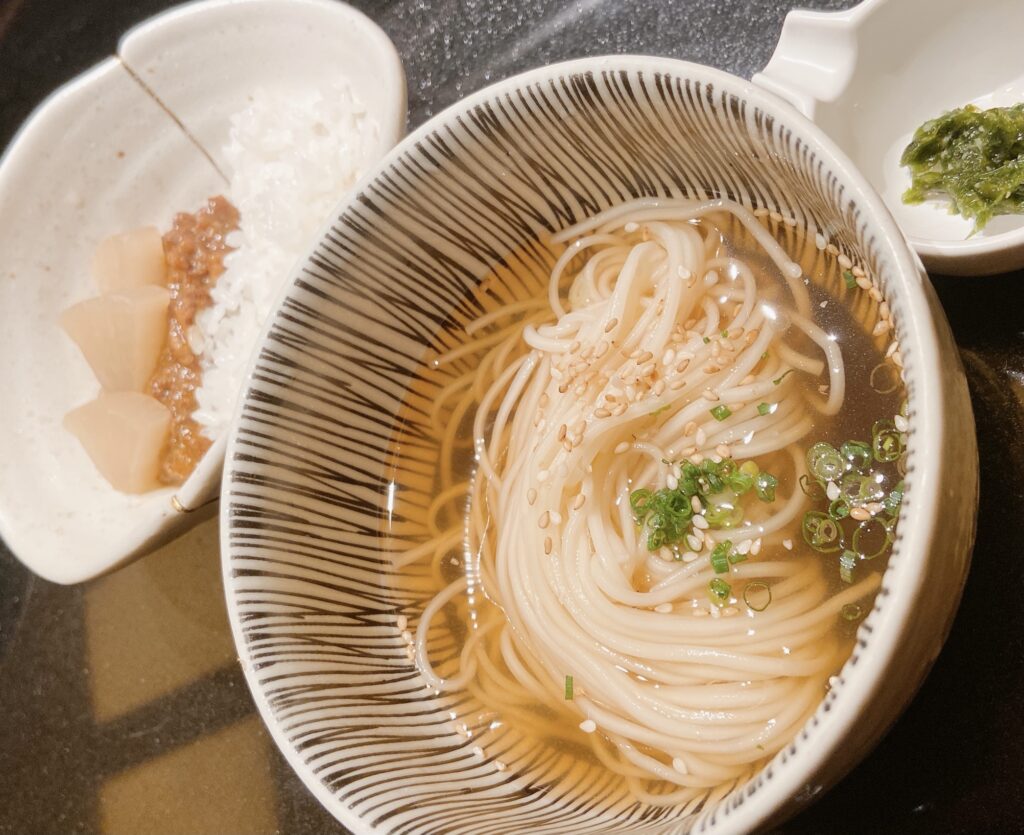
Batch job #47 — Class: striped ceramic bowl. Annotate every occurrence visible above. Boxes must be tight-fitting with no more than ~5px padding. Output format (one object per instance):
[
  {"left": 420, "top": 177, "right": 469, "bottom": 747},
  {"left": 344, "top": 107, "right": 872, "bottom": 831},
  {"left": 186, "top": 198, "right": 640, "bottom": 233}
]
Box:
[{"left": 221, "top": 57, "right": 977, "bottom": 834}]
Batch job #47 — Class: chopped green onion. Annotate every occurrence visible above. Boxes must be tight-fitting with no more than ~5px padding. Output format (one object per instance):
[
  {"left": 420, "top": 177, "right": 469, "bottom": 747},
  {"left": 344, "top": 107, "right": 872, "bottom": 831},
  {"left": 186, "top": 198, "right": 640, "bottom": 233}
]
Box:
[
  {"left": 740, "top": 460, "right": 759, "bottom": 477},
  {"left": 839, "top": 550, "right": 857, "bottom": 583},
  {"left": 565, "top": 675, "right": 574, "bottom": 700},
  {"left": 828, "top": 498, "right": 850, "bottom": 520},
  {"left": 843, "top": 270, "right": 857, "bottom": 289},
  {"left": 754, "top": 472, "right": 778, "bottom": 502},
  {"left": 883, "top": 481, "right": 905, "bottom": 514},
  {"left": 841, "top": 603, "right": 863, "bottom": 621},
  {"left": 803, "top": 511, "right": 843, "bottom": 553},
  {"left": 703, "top": 336, "right": 711, "bottom": 344},
  {"left": 851, "top": 517, "right": 892, "bottom": 560},
  {"left": 743, "top": 581, "right": 772, "bottom": 612},
  {"left": 721, "top": 329, "right": 728, "bottom": 337},
  {"left": 872, "top": 419, "right": 904, "bottom": 463},
  {"left": 840, "top": 440, "right": 873, "bottom": 472},
  {"left": 710, "top": 541, "right": 732, "bottom": 573},
  {"left": 650, "top": 403, "right": 671, "bottom": 417},
  {"left": 710, "top": 405, "right": 732, "bottom": 421},
  {"left": 773, "top": 369, "right": 795, "bottom": 385},
  {"left": 705, "top": 502, "right": 743, "bottom": 528},
  {"left": 799, "top": 474, "right": 826, "bottom": 500},
  {"left": 708, "top": 578, "right": 731, "bottom": 605},
  {"left": 807, "top": 442, "right": 846, "bottom": 481},
  {"left": 728, "top": 550, "right": 748, "bottom": 565},
  {"left": 757, "top": 402, "right": 772, "bottom": 416}
]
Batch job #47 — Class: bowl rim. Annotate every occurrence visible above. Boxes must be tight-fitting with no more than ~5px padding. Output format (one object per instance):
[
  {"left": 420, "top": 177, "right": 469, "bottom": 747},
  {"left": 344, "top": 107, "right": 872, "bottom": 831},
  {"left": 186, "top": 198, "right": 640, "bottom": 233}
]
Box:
[{"left": 221, "top": 54, "right": 968, "bottom": 834}]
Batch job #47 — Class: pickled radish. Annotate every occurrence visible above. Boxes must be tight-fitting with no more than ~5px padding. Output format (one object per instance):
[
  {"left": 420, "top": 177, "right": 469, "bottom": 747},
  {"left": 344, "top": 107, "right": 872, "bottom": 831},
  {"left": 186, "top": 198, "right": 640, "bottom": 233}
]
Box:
[
  {"left": 92, "top": 227, "right": 167, "bottom": 292},
  {"left": 64, "top": 392, "right": 171, "bottom": 493},
  {"left": 60, "top": 286, "right": 170, "bottom": 391}
]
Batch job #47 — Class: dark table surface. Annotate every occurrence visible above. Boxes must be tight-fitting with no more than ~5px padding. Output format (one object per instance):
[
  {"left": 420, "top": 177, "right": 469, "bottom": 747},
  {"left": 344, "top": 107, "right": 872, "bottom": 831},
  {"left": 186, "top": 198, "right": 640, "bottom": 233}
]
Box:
[{"left": 2, "top": 1, "right": 1022, "bottom": 833}]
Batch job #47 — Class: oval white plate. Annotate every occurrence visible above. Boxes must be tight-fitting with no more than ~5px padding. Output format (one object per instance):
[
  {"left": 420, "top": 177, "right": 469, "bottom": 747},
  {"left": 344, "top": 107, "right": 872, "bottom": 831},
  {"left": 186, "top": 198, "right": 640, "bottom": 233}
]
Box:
[
  {"left": 0, "top": 0, "right": 405, "bottom": 584},
  {"left": 754, "top": 0, "right": 1024, "bottom": 276}
]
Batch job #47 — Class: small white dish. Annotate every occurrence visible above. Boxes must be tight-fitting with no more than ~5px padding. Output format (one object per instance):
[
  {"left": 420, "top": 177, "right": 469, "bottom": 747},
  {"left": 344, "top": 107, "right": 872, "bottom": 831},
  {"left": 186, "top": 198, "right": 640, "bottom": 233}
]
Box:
[
  {"left": 0, "top": 0, "right": 405, "bottom": 585},
  {"left": 754, "top": 0, "right": 1024, "bottom": 276}
]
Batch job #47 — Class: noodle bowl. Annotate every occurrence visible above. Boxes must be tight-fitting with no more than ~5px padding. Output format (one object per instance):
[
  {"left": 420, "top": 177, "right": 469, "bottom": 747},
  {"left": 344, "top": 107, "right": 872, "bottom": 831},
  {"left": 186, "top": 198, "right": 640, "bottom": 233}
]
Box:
[{"left": 399, "top": 198, "right": 902, "bottom": 809}]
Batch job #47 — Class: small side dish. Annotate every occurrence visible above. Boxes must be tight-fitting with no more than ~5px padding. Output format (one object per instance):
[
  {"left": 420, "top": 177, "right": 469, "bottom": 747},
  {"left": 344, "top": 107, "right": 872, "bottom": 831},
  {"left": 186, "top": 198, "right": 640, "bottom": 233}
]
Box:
[
  {"left": 59, "top": 82, "right": 377, "bottom": 494},
  {"left": 901, "top": 103, "right": 1024, "bottom": 232}
]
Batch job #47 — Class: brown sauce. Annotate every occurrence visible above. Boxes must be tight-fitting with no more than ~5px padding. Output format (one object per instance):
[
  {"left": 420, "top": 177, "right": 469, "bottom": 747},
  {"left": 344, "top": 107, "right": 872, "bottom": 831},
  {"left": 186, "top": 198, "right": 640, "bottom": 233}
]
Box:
[{"left": 149, "top": 196, "right": 239, "bottom": 485}]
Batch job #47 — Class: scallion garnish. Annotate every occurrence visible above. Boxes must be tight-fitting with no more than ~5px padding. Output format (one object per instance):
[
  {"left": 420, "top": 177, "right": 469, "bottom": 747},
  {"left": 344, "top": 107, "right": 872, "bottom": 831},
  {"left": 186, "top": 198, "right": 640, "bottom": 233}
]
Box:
[
  {"left": 743, "top": 581, "right": 772, "bottom": 612},
  {"left": 872, "top": 419, "right": 904, "bottom": 462},
  {"left": 757, "top": 402, "right": 772, "bottom": 416},
  {"left": 710, "top": 405, "right": 732, "bottom": 421},
  {"left": 773, "top": 369, "right": 795, "bottom": 385},
  {"left": 631, "top": 460, "right": 778, "bottom": 551},
  {"left": 708, "top": 578, "right": 731, "bottom": 605},
  {"left": 565, "top": 675, "right": 574, "bottom": 700},
  {"left": 841, "top": 603, "right": 863, "bottom": 621},
  {"left": 843, "top": 269, "right": 857, "bottom": 289},
  {"left": 802, "top": 511, "right": 843, "bottom": 553},
  {"left": 839, "top": 550, "right": 857, "bottom": 584},
  {"left": 710, "top": 541, "right": 732, "bottom": 573},
  {"left": 851, "top": 517, "right": 892, "bottom": 560},
  {"left": 703, "top": 336, "right": 711, "bottom": 344}
]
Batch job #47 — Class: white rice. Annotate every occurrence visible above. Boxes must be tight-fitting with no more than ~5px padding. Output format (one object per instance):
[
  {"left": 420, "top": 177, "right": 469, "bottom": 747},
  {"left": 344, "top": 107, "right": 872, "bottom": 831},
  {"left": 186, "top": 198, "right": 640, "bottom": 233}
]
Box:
[{"left": 192, "top": 81, "right": 379, "bottom": 437}]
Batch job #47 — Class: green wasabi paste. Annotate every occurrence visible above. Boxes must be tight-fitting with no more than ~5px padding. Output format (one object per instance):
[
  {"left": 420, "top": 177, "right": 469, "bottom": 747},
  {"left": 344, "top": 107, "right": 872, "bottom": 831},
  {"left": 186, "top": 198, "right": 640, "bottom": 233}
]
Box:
[{"left": 900, "top": 103, "right": 1024, "bottom": 232}]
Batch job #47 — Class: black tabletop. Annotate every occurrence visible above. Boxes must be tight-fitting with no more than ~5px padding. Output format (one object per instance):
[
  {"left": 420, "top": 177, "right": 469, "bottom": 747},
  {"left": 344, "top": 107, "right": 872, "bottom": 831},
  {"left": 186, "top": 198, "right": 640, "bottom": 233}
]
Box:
[{"left": 2, "top": 1, "right": 1022, "bottom": 833}]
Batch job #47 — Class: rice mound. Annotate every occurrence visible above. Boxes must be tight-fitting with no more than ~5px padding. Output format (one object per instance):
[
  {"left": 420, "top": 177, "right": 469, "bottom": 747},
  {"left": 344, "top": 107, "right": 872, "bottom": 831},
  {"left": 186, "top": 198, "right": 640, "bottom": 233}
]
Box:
[{"left": 192, "top": 82, "right": 379, "bottom": 437}]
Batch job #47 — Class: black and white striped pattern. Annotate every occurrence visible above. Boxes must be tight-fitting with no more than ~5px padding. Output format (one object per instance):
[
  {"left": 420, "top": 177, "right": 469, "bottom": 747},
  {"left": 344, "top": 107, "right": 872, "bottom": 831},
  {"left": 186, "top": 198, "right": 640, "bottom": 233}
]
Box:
[{"left": 223, "top": 58, "right": 970, "bottom": 834}]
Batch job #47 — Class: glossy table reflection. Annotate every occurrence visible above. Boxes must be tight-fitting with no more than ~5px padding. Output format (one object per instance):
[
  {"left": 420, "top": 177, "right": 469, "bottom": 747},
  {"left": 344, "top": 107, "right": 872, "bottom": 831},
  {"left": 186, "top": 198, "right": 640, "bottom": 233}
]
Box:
[{"left": 2, "top": 1, "right": 1021, "bottom": 833}]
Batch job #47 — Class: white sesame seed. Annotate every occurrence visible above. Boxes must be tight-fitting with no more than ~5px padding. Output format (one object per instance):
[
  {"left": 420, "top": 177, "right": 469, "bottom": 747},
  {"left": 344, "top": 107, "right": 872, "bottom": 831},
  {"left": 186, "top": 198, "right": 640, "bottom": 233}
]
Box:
[
  {"left": 892, "top": 351, "right": 904, "bottom": 368},
  {"left": 495, "top": 760, "right": 507, "bottom": 772},
  {"left": 692, "top": 515, "right": 709, "bottom": 530},
  {"left": 455, "top": 723, "right": 469, "bottom": 737},
  {"left": 579, "top": 719, "right": 597, "bottom": 733},
  {"left": 783, "top": 539, "right": 793, "bottom": 550},
  {"left": 672, "top": 756, "right": 689, "bottom": 774},
  {"left": 856, "top": 274, "right": 872, "bottom": 290},
  {"left": 754, "top": 207, "right": 769, "bottom": 218},
  {"left": 850, "top": 507, "right": 871, "bottom": 521},
  {"left": 826, "top": 481, "right": 840, "bottom": 501},
  {"left": 784, "top": 216, "right": 797, "bottom": 228},
  {"left": 527, "top": 488, "right": 538, "bottom": 505},
  {"left": 686, "top": 534, "right": 702, "bottom": 551},
  {"left": 401, "top": 630, "right": 413, "bottom": 644},
  {"left": 838, "top": 253, "right": 853, "bottom": 270},
  {"left": 472, "top": 745, "right": 484, "bottom": 757},
  {"left": 690, "top": 495, "right": 703, "bottom": 514},
  {"left": 662, "top": 349, "right": 676, "bottom": 366},
  {"left": 736, "top": 539, "right": 752, "bottom": 555},
  {"left": 405, "top": 645, "right": 416, "bottom": 660},
  {"left": 716, "top": 444, "right": 732, "bottom": 458},
  {"left": 681, "top": 551, "right": 698, "bottom": 562},
  {"left": 826, "top": 243, "right": 839, "bottom": 256},
  {"left": 396, "top": 615, "right": 408, "bottom": 632},
  {"left": 751, "top": 537, "right": 762, "bottom": 556},
  {"left": 624, "top": 222, "right": 639, "bottom": 233},
  {"left": 695, "top": 427, "right": 707, "bottom": 446},
  {"left": 866, "top": 502, "right": 885, "bottom": 515},
  {"left": 670, "top": 379, "right": 687, "bottom": 390},
  {"left": 814, "top": 233, "right": 827, "bottom": 250},
  {"left": 872, "top": 319, "right": 890, "bottom": 336},
  {"left": 544, "top": 536, "right": 553, "bottom": 555},
  {"left": 538, "top": 511, "right": 550, "bottom": 529},
  {"left": 769, "top": 211, "right": 783, "bottom": 222},
  {"left": 654, "top": 602, "right": 673, "bottom": 614},
  {"left": 614, "top": 441, "right": 630, "bottom": 454},
  {"left": 894, "top": 414, "right": 909, "bottom": 432},
  {"left": 666, "top": 474, "right": 679, "bottom": 490},
  {"left": 703, "top": 389, "right": 720, "bottom": 402},
  {"left": 550, "top": 511, "right": 562, "bottom": 525},
  {"left": 710, "top": 604, "right": 721, "bottom": 618},
  {"left": 573, "top": 494, "right": 586, "bottom": 510}
]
